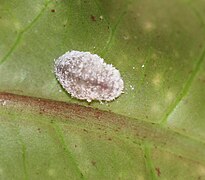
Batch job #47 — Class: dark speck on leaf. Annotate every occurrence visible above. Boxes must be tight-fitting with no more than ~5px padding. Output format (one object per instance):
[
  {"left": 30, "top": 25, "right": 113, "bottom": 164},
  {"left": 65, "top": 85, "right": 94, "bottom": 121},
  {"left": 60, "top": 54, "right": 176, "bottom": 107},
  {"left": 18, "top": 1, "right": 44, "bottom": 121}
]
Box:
[
  {"left": 90, "top": 15, "right": 96, "bottom": 21},
  {"left": 51, "top": 9, "right": 56, "bottom": 13},
  {"left": 37, "top": 128, "right": 41, "bottom": 133},
  {"left": 199, "top": 44, "right": 202, "bottom": 48},
  {"left": 91, "top": 160, "right": 96, "bottom": 166},
  {"left": 155, "top": 167, "right": 161, "bottom": 177},
  {"left": 156, "top": 34, "right": 160, "bottom": 38}
]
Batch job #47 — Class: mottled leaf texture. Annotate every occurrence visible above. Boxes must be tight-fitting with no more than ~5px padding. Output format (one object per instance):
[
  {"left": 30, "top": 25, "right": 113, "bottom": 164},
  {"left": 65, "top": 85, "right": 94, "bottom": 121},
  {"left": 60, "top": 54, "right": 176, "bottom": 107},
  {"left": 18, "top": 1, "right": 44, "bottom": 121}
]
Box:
[{"left": 0, "top": 0, "right": 205, "bottom": 179}]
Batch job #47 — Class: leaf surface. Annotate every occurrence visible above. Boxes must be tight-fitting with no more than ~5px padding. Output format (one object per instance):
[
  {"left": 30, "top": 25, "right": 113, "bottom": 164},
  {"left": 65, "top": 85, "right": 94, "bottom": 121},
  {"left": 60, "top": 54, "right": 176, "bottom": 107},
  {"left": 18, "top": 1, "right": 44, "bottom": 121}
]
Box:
[{"left": 0, "top": 0, "right": 205, "bottom": 179}]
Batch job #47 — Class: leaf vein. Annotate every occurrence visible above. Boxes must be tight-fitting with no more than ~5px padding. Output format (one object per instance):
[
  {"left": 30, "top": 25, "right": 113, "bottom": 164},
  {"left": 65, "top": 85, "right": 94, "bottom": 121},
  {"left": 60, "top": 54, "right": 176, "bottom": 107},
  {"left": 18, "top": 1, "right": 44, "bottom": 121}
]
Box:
[
  {"left": 101, "top": 11, "right": 126, "bottom": 57},
  {"left": 160, "top": 47, "right": 205, "bottom": 125},
  {"left": 0, "top": 1, "right": 50, "bottom": 65},
  {"left": 160, "top": 6, "right": 205, "bottom": 125},
  {"left": 93, "top": 0, "right": 127, "bottom": 56},
  {"left": 51, "top": 122, "right": 85, "bottom": 179},
  {"left": 143, "top": 143, "right": 158, "bottom": 180}
]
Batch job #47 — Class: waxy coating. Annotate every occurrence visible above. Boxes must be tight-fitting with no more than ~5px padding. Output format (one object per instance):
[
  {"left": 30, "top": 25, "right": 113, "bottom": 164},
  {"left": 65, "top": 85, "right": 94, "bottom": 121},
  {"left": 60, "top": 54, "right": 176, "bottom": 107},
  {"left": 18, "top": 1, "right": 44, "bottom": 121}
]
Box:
[{"left": 54, "top": 51, "right": 124, "bottom": 102}]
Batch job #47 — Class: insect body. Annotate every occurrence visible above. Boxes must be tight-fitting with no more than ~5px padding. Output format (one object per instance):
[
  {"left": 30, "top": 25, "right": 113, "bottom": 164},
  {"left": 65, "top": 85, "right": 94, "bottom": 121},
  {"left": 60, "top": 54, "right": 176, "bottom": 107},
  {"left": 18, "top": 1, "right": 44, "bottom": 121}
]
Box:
[{"left": 54, "top": 50, "right": 124, "bottom": 102}]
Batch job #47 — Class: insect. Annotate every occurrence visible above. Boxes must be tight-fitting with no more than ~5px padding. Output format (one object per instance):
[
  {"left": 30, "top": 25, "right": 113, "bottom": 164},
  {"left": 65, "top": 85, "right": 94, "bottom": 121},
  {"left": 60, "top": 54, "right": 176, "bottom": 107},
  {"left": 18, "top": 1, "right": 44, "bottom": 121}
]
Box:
[{"left": 54, "top": 50, "right": 124, "bottom": 102}]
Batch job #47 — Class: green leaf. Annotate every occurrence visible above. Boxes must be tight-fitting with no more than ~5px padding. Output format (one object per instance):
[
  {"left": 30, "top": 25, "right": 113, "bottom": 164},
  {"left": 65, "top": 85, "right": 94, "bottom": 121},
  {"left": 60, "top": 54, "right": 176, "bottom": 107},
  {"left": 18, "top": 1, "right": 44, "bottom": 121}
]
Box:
[{"left": 0, "top": 0, "right": 205, "bottom": 179}]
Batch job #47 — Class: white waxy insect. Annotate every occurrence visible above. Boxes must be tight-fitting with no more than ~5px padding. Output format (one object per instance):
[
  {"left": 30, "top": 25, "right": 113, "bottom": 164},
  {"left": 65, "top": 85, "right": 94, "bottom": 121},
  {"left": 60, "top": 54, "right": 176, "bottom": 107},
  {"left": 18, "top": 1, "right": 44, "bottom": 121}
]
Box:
[{"left": 54, "top": 50, "right": 124, "bottom": 102}]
